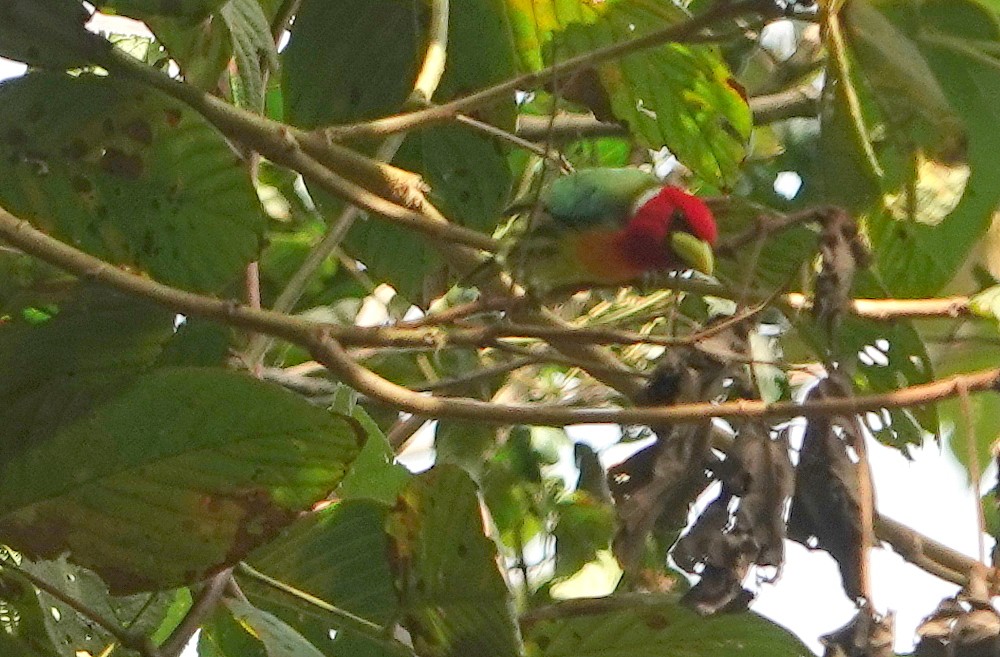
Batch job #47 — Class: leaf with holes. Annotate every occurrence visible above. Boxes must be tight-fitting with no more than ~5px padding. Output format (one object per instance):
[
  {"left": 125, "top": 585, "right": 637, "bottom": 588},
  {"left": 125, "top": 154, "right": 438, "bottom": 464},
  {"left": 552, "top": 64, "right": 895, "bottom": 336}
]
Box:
[
  {"left": 0, "top": 367, "right": 362, "bottom": 594},
  {"left": 388, "top": 466, "right": 521, "bottom": 657},
  {"left": 524, "top": 595, "right": 811, "bottom": 657},
  {"left": 0, "top": 72, "right": 265, "bottom": 293},
  {"left": 2, "top": 556, "right": 189, "bottom": 657}
]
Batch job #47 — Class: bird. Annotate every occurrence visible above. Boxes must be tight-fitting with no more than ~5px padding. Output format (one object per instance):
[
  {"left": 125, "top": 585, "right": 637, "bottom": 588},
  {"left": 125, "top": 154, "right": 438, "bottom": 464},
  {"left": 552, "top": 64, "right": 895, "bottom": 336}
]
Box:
[{"left": 504, "top": 168, "right": 717, "bottom": 294}]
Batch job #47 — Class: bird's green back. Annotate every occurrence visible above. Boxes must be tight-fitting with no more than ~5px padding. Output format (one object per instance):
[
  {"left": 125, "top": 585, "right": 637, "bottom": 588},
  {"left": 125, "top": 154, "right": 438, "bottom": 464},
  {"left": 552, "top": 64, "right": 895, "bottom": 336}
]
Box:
[{"left": 541, "top": 168, "right": 661, "bottom": 228}]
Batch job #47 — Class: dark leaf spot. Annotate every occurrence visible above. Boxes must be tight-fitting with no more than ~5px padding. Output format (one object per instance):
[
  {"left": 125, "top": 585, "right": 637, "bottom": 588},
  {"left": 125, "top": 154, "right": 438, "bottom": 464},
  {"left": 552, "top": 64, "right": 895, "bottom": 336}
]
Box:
[
  {"left": 70, "top": 176, "right": 93, "bottom": 194},
  {"left": 123, "top": 119, "right": 153, "bottom": 145},
  {"left": 62, "top": 139, "right": 89, "bottom": 160},
  {"left": 4, "top": 127, "right": 27, "bottom": 146},
  {"left": 100, "top": 148, "right": 144, "bottom": 179}
]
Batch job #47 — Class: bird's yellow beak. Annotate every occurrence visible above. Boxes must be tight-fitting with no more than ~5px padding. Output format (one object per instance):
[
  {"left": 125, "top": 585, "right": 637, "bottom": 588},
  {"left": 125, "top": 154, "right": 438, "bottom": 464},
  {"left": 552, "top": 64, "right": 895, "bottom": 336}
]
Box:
[{"left": 670, "top": 231, "right": 715, "bottom": 276}]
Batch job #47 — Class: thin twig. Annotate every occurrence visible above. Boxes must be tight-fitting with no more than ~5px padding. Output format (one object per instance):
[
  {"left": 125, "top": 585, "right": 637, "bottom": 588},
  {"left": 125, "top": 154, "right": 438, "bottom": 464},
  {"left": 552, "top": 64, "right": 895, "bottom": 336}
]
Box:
[
  {"left": 456, "top": 113, "right": 571, "bottom": 170},
  {"left": 874, "top": 515, "right": 980, "bottom": 588},
  {"left": 513, "top": 85, "right": 821, "bottom": 142},
  {"left": 387, "top": 414, "right": 429, "bottom": 451},
  {"left": 159, "top": 571, "right": 231, "bottom": 657},
  {"left": 411, "top": 0, "right": 450, "bottom": 104}
]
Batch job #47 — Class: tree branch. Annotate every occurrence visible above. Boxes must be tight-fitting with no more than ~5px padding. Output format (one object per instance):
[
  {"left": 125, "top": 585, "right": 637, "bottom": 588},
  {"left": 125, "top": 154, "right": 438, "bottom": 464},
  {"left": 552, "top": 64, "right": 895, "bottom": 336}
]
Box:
[
  {"left": 514, "top": 84, "right": 821, "bottom": 142},
  {"left": 3, "top": 205, "right": 997, "bottom": 429},
  {"left": 159, "top": 571, "right": 231, "bottom": 657}
]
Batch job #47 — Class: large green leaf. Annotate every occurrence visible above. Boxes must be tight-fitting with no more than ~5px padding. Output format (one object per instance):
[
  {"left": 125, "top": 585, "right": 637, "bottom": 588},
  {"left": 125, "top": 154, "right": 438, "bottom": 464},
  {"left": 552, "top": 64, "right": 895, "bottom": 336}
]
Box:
[
  {"left": 0, "top": 0, "right": 109, "bottom": 69},
  {"left": 0, "top": 289, "right": 175, "bottom": 460},
  {"left": 284, "top": 0, "right": 515, "bottom": 299},
  {"left": 823, "top": 0, "right": 1000, "bottom": 297},
  {"left": 243, "top": 501, "right": 400, "bottom": 657},
  {"left": 0, "top": 72, "right": 265, "bottom": 292},
  {"left": 505, "top": 0, "right": 751, "bottom": 187},
  {"left": 282, "top": 0, "right": 419, "bottom": 128},
  {"left": 331, "top": 389, "right": 411, "bottom": 505},
  {"left": 0, "top": 367, "right": 362, "bottom": 593},
  {"left": 389, "top": 466, "right": 522, "bottom": 657},
  {"left": 523, "top": 596, "right": 811, "bottom": 657}
]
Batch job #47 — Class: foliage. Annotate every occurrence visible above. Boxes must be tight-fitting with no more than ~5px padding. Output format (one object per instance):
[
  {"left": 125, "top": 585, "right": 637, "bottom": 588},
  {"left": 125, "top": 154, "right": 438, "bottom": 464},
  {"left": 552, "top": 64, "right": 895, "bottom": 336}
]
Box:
[{"left": 0, "top": 0, "right": 999, "bottom": 656}]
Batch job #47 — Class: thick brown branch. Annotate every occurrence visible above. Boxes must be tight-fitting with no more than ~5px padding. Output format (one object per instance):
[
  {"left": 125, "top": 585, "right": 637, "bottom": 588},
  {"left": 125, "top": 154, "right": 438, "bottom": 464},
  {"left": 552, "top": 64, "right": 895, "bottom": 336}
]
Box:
[
  {"left": 874, "top": 515, "right": 980, "bottom": 588},
  {"left": 2, "top": 206, "right": 998, "bottom": 429},
  {"left": 785, "top": 293, "right": 972, "bottom": 320}
]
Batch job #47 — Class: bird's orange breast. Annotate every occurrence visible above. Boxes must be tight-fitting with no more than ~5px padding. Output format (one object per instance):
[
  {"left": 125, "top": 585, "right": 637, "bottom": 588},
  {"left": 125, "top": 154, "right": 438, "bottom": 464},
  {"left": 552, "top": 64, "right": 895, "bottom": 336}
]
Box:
[{"left": 572, "top": 229, "right": 645, "bottom": 284}]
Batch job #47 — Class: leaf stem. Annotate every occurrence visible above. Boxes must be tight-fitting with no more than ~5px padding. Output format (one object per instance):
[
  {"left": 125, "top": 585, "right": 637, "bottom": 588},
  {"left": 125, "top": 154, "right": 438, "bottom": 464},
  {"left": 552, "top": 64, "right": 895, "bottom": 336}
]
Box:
[{"left": 237, "top": 563, "right": 418, "bottom": 657}]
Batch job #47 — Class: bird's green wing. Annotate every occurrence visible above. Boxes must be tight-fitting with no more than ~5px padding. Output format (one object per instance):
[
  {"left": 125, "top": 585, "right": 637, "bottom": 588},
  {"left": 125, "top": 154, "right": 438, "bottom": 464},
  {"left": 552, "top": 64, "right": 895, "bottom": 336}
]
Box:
[{"left": 541, "top": 168, "right": 660, "bottom": 228}]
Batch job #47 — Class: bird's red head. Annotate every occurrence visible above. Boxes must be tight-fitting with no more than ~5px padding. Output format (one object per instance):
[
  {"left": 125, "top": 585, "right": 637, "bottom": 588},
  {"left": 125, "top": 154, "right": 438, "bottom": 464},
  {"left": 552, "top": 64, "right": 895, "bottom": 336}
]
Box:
[
  {"left": 620, "top": 186, "right": 717, "bottom": 274},
  {"left": 630, "top": 186, "right": 717, "bottom": 245}
]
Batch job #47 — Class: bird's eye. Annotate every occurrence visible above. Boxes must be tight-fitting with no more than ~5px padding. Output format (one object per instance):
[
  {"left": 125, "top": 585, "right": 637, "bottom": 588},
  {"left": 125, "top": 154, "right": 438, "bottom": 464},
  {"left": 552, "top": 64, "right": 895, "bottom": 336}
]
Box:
[{"left": 671, "top": 208, "right": 691, "bottom": 231}]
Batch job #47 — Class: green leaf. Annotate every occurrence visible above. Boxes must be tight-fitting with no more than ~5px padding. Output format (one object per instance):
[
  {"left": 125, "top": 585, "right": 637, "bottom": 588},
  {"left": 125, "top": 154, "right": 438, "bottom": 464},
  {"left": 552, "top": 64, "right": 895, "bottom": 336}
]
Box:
[
  {"left": 826, "top": 0, "right": 1000, "bottom": 297},
  {"left": 244, "top": 501, "right": 400, "bottom": 657},
  {"left": 505, "top": 0, "right": 751, "bottom": 186},
  {"left": 714, "top": 200, "right": 820, "bottom": 291},
  {"left": 332, "top": 390, "right": 412, "bottom": 505},
  {"left": 96, "top": 0, "right": 230, "bottom": 20},
  {"left": 552, "top": 492, "right": 615, "bottom": 578},
  {"left": 282, "top": 0, "right": 419, "bottom": 128},
  {"left": 9, "top": 557, "right": 189, "bottom": 657},
  {"left": 0, "top": 72, "right": 265, "bottom": 292},
  {"left": 0, "top": 367, "right": 362, "bottom": 593},
  {"left": 221, "top": 0, "right": 280, "bottom": 112},
  {"left": 389, "top": 466, "right": 522, "bottom": 657},
  {"left": 435, "top": 421, "right": 500, "bottom": 478},
  {"left": 200, "top": 600, "right": 268, "bottom": 657},
  {"left": 211, "top": 598, "right": 328, "bottom": 657},
  {"left": 523, "top": 596, "right": 812, "bottom": 657},
  {"left": 794, "top": 274, "right": 938, "bottom": 451},
  {"left": 0, "top": 554, "right": 64, "bottom": 657},
  {"left": 0, "top": 289, "right": 175, "bottom": 459},
  {"left": 286, "top": 0, "right": 515, "bottom": 299},
  {"left": 0, "top": 0, "right": 109, "bottom": 69}
]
